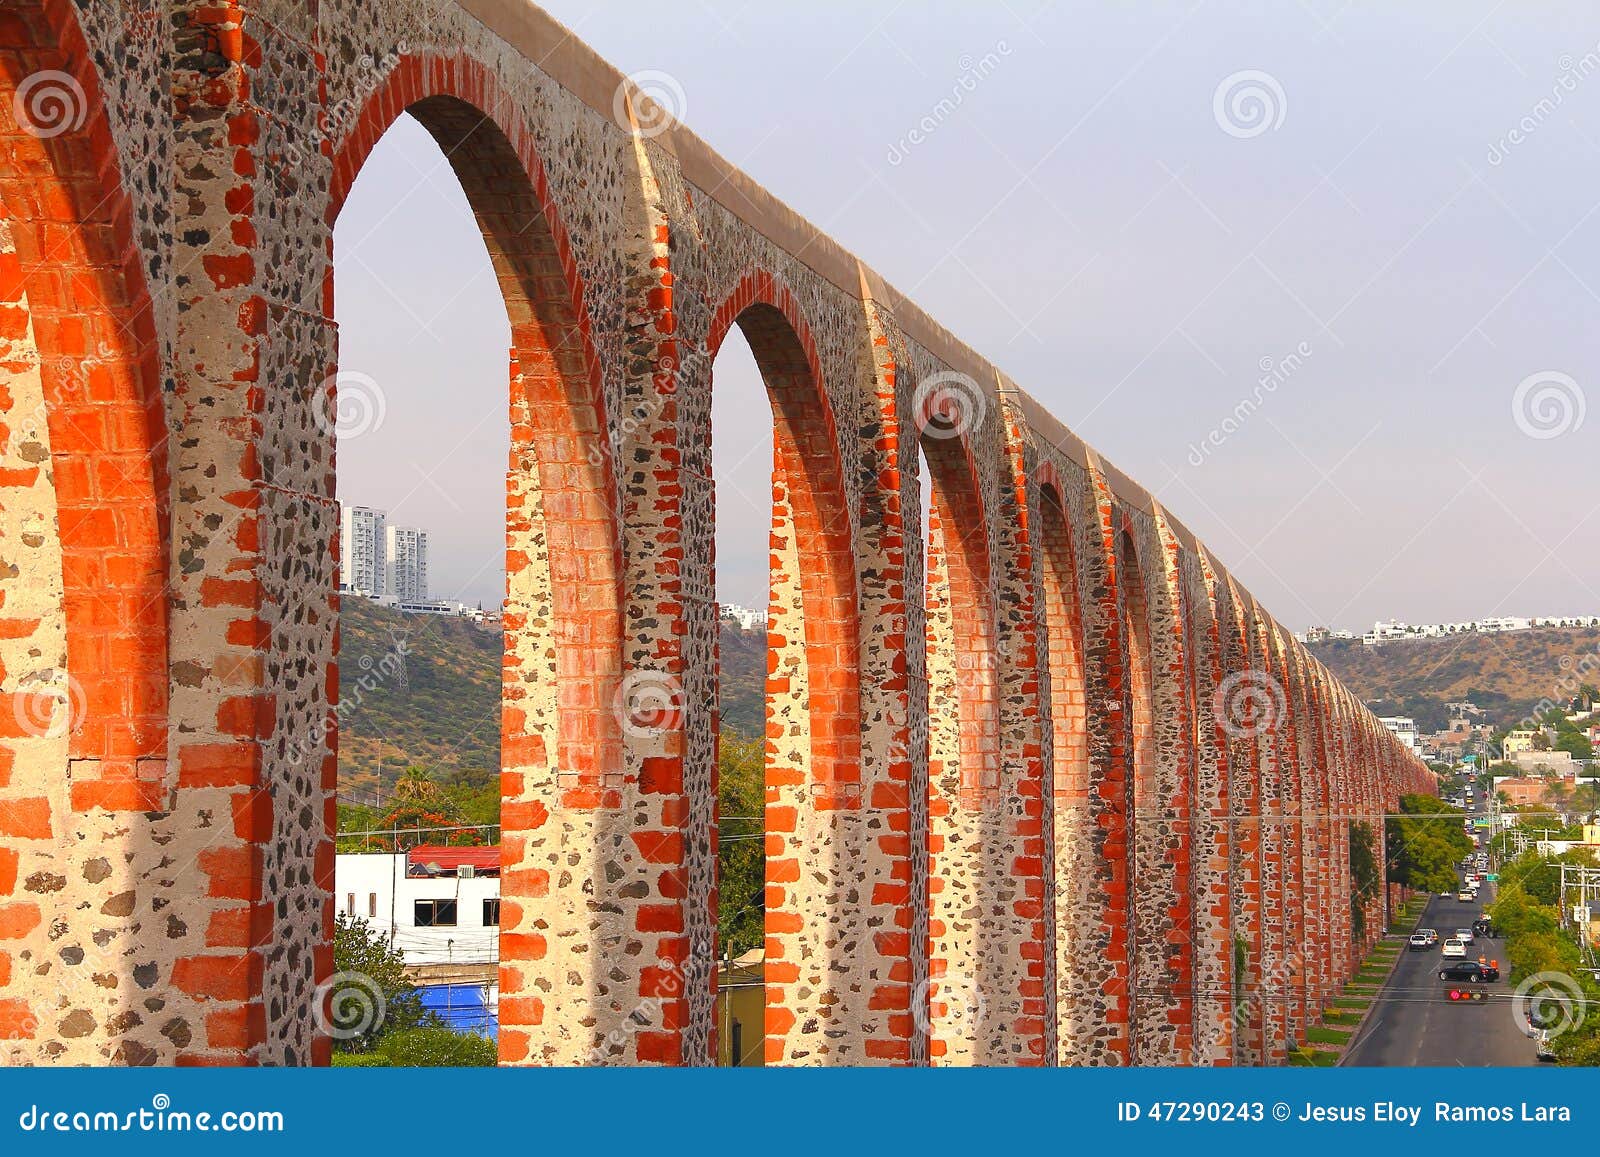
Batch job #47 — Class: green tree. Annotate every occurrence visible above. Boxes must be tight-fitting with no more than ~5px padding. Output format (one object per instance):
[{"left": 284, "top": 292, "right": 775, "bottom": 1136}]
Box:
[
  {"left": 718, "top": 732, "right": 765, "bottom": 957},
  {"left": 1555, "top": 731, "right": 1594, "bottom": 759},
  {"left": 331, "top": 913, "right": 434, "bottom": 1053},
  {"left": 1386, "top": 794, "right": 1473, "bottom": 894},
  {"left": 368, "top": 1026, "right": 497, "bottom": 1066},
  {"left": 1349, "top": 821, "right": 1379, "bottom": 944}
]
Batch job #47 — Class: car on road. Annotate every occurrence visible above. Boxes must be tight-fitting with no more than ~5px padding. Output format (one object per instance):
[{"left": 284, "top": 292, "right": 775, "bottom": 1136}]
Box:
[
  {"left": 1438, "top": 960, "right": 1499, "bottom": 983},
  {"left": 1457, "top": 889, "right": 1475, "bottom": 901},
  {"left": 1442, "top": 937, "right": 1467, "bottom": 958},
  {"left": 1420, "top": 928, "right": 1439, "bottom": 945},
  {"left": 1455, "top": 927, "right": 1474, "bottom": 944},
  {"left": 1409, "top": 931, "right": 1431, "bottom": 950}
]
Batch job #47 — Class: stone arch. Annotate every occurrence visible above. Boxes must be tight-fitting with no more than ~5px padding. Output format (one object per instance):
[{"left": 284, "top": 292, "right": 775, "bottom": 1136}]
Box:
[
  {"left": 1264, "top": 624, "right": 1308, "bottom": 1045},
  {"left": 705, "top": 271, "right": 862, "bottom": 806},
  {"left": 326, "top": 56, "right": 627, "bottom": 1064},
  {"left": 920, "top": 420, "right": 999, "bottom": 811},
  {"left": 0, "top": 0, "right": 172, "bottom": 1060},
  {"left": 1034, "top": 462, "right": 1089, "bottom": 1062},
  {"left": 1036, "top": 466, "right": 1088, "bottom": 804},
  {"left": 917, "top": 372, "right": 1000, "bottom": 1064},
  {"left": 1186, "top": 554, "right": 1235, "bottom": 1065},
  {"left": 703, "top": 269, "right": 864, "bottom": 1064},
  {"left": 1218, "top": 578, "right": 1267, "bottom": 1065},
  {"left": 0, "top": 3, "right": 170, "bottom": 795}
]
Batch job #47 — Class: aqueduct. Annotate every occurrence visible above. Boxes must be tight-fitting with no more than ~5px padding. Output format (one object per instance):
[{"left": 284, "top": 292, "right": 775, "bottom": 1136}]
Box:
[{"left": 0, "top": 0, "right": 1432, "bottom": 1066}]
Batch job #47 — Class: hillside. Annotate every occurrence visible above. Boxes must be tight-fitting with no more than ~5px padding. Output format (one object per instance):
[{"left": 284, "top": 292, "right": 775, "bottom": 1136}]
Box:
[
  {"left": 336, "top": 596, "right": 503, "bottom": 805},
  {"left": 335, "top": 597, "right": 766, "bottom": 808},
  {"left": 1311, "top": 626, "right": 1600, "bottom": 732}
]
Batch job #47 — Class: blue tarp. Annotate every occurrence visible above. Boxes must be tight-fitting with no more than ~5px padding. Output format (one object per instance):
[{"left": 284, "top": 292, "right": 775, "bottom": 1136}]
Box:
[{"left": 417, "top": 983, "right": 497, "bottom": 1039}]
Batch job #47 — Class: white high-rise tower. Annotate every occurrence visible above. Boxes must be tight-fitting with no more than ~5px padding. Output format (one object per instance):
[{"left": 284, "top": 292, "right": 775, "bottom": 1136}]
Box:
[
  {"left": 384, "top": 524, "right": 429, "bottom": 602},
  {"left": 340, "top": 504, "right": 387, "bottom": 596}
]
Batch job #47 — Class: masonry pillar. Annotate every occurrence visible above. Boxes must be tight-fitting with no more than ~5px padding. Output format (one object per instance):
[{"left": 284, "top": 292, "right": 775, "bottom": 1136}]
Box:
[
  {"left": 853, "top": 290, "right": 929, "bottom": 1065},
  {"left": 1188, "top": 554, "right": 1234, "bottom": 1064},
  {"left": 1220, "top": 586, "right": 1264, "bottom": 1065}
]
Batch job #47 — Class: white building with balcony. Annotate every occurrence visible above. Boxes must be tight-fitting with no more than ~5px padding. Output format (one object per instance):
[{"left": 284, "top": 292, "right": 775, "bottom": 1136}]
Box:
[
  {"left": 339, "top": 504, "right": 387, "bottom": 597},
  {"left": 384, "top": 524, "right": 429, "bottom": 602}
]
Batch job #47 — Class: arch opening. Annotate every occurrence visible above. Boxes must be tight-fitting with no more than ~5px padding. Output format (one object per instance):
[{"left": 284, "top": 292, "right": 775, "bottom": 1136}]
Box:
[
  {"left": 1039, "top": 483, "right": 1087, "bottom": 803},
  {"left": 326, "top": 78, "right": 624, "bottom": 1064},
  {"left": 0, "top": 7, "right": 171, "bottom": 1065},
  {"left": 706, "top": 280, "right": 861, "bottom": 1067}
]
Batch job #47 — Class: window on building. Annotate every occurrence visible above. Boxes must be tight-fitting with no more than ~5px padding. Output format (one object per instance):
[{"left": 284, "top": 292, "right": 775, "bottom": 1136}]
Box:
[
  {"left": 368, "top": 893, "right": 377, "bottom": 918},
  {"left": 346, "top": 892, "right": 355, "bottom": 916},
  {"left": 483, "top": 898, "right": 500, "bottom": 926},
  {"left": 414, "top": 899, "right": 458, "bottom": 927}
]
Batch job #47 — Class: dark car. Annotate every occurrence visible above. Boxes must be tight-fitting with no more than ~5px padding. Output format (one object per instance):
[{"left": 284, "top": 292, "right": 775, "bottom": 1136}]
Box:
[{"left": 1439, "top": 960, "right": 1499, "bottom": 983}]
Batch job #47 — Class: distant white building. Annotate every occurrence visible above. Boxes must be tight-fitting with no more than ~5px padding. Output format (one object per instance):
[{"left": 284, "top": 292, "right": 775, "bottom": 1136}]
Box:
[
  {"left": 336, "top": 847, "right": 500, "bottom": 968},
  {"left": 1477, "top": 616, "right": 1532, "bottom": 634},
  {"left": 340, "top": 504, "right": 386, "bottom": 597},
  {"left": 1379, "top": 716, "right": 1421, "bottom": 753},
  {"left": 720, "top": 603, "right": 767, "bottom": 631},
  {"left": 385, "top": 525, "right": 429, "bottom": 602},
  {"left": 336, "top": 846, "right": 500, "bottom": 1036}
]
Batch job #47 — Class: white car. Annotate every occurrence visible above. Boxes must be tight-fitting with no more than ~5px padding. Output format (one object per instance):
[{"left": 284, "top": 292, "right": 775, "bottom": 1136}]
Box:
[
  {"left": 1442, "top": 938, "right": 1467, "bottom": 958},
  {"left": 1455, "top": 927, "right": 1474, "bottom": 945}
]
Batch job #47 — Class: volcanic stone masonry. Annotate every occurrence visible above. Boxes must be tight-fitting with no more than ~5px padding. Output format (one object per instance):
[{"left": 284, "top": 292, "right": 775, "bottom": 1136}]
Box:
[{"left": 0, "top": 0, "right": 1432, "bottom": 1066}]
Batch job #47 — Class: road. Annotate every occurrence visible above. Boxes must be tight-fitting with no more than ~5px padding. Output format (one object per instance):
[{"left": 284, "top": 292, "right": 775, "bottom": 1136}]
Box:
[{"left": 1344, "top": 802, "right": 1541, "bottom": 1066}]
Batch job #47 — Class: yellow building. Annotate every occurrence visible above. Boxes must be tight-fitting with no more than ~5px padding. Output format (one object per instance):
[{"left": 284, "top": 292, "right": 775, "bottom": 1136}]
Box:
[
  {"left": 1501, "top": 729, "right": 1539, "bottom": 761},
  {"left": 717, "top": 950, "right": 766, "bottom": 1067}
]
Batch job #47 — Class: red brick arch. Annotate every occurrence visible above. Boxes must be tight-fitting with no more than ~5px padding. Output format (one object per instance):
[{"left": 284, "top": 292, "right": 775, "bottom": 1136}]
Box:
[
  {"left": 918, "top": 403, "right": 998, "bottom": 809},
  {"left": 326, "top": 55, "right": 627, "bottom": 1065},
  {"left": 327, "top": 54, "right": 625, "bottom": 790},
  {"left": 1034, "top": 466, "right": 1087, "bottom": 804},
  {"left": 0, "top": 0, "right": 170, "bottom": 804},
  {"left": 706, "top": 270, "right": 862, "bottom": 806}
]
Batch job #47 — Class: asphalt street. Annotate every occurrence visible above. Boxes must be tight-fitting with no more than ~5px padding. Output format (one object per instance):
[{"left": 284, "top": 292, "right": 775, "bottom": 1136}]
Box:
[
  {"left": 1342, "top": 885, "right": 1540, "bottom": 1065},
  {"left": 1344, "top": 799, "right": 1542, "bottom": 1066}
]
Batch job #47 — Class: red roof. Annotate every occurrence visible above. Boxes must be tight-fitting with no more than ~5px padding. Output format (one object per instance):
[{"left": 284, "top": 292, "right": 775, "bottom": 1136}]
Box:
[{"left": 406, "top": 845, "right": 500, "bottom": 873}]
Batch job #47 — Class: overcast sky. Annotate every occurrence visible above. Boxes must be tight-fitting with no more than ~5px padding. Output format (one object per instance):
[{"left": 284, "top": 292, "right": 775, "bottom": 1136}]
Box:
[{"left": 334, "top": 1, "right": 1600, "bottom": 632}]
